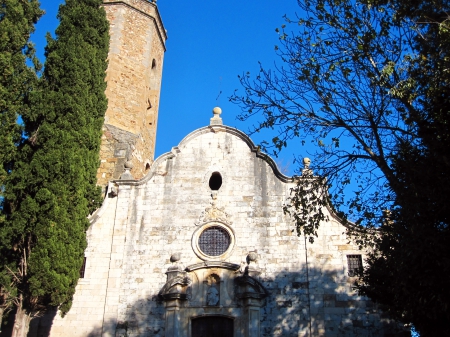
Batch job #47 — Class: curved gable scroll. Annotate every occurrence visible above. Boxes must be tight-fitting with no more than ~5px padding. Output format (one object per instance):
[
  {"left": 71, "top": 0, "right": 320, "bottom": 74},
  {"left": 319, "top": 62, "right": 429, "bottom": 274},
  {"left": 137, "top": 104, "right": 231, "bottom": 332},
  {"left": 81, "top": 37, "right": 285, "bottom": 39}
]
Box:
[
  {"left": 178, "top": 125, "right": 294, "bottom": 184},
  {"left": 114, "top": 124, "right": 295, "bottom": 187}
]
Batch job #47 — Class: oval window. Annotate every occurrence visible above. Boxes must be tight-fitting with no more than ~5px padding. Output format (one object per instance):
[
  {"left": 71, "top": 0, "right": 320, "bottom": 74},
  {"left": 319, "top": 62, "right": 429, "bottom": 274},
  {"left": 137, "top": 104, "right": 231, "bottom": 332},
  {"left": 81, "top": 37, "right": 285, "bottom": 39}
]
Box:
[{"left": 209, "top": 172, "right": 222, "bottom": 190}]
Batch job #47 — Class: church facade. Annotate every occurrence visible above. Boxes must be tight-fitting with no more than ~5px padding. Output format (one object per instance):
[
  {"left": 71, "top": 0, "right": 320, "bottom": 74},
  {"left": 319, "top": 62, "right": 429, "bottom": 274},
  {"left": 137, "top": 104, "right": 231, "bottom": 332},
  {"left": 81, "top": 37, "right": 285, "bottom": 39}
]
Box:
[
  {"left": 31, "top": 1, "right": 406, "bottom": 336},
  {"left": 45, "top": 109, "right": 403, "bottom": 337}
]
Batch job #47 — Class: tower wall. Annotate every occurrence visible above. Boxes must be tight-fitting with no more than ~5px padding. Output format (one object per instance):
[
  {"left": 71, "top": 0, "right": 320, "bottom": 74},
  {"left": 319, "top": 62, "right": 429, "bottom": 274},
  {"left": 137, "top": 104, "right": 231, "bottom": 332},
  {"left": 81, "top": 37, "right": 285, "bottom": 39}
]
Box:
[{"left": 97, "top": 0, "right": 167, "bottom": 189}]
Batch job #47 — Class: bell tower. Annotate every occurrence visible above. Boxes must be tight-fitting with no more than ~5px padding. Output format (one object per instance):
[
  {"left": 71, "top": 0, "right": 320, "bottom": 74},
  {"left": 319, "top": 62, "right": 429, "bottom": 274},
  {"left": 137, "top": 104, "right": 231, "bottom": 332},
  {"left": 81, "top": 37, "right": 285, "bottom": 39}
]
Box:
[{"left": 97, "top": 0, "right": 167, "bottom": 188}]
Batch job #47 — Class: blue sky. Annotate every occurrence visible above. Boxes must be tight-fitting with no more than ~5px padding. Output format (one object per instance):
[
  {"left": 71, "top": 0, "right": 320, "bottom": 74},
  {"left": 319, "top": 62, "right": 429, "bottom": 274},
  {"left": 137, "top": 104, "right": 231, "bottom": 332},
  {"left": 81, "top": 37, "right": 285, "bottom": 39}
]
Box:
[
  {"left": 31, "top": 1, "right": 401, "bottom": 225},
  {"left": 33, "top": 0, "right": 303, "bottom": 175}
]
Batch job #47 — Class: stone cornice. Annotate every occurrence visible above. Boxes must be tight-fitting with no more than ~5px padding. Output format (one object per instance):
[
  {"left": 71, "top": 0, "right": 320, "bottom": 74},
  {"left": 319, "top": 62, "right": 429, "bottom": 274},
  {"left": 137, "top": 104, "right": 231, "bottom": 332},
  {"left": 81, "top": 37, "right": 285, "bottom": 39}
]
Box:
[{"left": 186, "top": 261, "right": 241, "bottom": 272}]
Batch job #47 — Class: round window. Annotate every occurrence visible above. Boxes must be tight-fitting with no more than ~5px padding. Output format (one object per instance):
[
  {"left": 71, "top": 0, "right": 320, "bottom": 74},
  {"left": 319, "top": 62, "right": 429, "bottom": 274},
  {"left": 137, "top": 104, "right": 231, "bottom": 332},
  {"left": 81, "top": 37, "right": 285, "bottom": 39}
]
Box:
[{"left": 198, "top": 226, "right": 231, "bottom": 256}]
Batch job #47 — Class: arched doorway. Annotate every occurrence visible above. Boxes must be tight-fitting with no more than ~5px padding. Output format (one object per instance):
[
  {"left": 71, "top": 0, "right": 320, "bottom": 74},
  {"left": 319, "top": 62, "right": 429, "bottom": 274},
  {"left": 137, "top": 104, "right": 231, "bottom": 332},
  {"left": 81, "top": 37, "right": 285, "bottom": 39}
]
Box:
[{"left": 191, "top": 316, "right": 234, "bottom": 337}]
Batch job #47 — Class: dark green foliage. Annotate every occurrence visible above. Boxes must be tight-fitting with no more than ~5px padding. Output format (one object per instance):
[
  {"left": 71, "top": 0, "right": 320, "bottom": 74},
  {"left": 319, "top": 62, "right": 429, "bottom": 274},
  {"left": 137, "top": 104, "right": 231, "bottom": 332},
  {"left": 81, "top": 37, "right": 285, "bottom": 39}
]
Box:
[
  {"left": 0, "top": 0, "right": 42, "bottom": 204},
  {"left": 0, "top": 0, "right": 42, "bottom": 320},
  {"left": 356, "top": 2, "right": 450, "bottom": 335},
  {"left": 360, "top": 155, "right": 450, "bottom": 336},
  {"left": 1, "top": 0, "right": 109, "bottom": 318},
  {"left": 231, "top": 0, "right": 449, "bottom": 334}
]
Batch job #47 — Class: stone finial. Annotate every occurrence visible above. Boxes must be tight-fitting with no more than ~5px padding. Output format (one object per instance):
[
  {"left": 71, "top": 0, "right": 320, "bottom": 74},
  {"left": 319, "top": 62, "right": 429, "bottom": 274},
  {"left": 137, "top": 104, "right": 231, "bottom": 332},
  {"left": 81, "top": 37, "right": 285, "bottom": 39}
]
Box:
[
  {"left": 210, "top": 107, "right": 223, "bottom": 126},
  {"left": 301, "top": 157, "right": 313, "bottom": 176},
  {"left": 245, "top": 251, "right": 261, "bottom": 277},
  {"left": 247, "top": 252, "right": 258, "bottom": 263},
  {"left": 168, "top": 253, "right": 183, "bottom": 272},
  {"left": 303, "top": 157, "right": 311, "bottom": 168},
  {"left": 125, "top": 160, "right": 134, "bottom": 169},
  {"left": 170, "top": 253, "right": 181, "bottom": 263},
  {"left": 120, "top": 160, "right": 134, "bottom": 180}
]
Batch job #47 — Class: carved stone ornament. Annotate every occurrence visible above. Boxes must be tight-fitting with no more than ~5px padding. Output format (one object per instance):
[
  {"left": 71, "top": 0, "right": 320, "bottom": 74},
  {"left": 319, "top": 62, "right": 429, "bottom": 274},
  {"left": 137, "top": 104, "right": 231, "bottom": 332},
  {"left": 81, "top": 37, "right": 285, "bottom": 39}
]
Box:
[
  {"left": 158, "top": 273, "right": 192, "bottom": 301},
  {"left": 170, "top": 253, "right": 181, "bottom": 263},
  {"left": 247, "top": 252, "right": 258, "bottom": 263},
  {"left": 120, "top": 160, "right": 134, "bottom": 180},
  {"left": 206, "top": 274, "right": 220, "bottom": 306},
  {"left": 210, "top": 106, "right": 223, "bottom": 126},
  {"left": 301, "top": 157, "right": 313, "bottom": 176},
  {"left": 234, "top": 275, "right": 269, "bottom": 301},
  {"left": 207, "top": 286, "right": 219, "bottom": 306},
  {"left": 159, "top": 254, "right": 191, "bottom": 301},
  {"left": 195, "top": 192, "right": 232, "bottom": 226}
]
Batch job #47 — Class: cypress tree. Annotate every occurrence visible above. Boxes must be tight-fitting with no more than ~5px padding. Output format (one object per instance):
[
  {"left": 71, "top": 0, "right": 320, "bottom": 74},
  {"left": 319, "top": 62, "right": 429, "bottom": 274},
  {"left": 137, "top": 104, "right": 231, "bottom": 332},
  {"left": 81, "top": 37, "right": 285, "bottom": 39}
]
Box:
[
  {"left": 0, "top": 0, "right": 42, "bottom": 192},
  {"left": 0, "top": 0, "right": 109, "bottom": 334},
  {"left": 0, "top": 0, "right": 42, "bottom": 327}
]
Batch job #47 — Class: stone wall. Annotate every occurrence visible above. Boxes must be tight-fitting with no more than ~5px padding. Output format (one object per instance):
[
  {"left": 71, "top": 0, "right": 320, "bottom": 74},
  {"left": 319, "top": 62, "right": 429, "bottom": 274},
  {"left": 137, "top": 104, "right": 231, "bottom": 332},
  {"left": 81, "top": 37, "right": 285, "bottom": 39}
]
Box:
[
  {"left": 97, "top": 0, "right": 167, "bottom": 189},
  {"left": 45, "top": 121, "right": 406, "bottom": 337}
]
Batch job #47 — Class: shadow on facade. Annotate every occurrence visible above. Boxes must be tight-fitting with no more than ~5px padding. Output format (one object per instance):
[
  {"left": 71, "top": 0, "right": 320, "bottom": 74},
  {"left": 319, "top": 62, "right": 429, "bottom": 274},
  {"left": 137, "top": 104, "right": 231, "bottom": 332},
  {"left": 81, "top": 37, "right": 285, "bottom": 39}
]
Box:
[{"left": 5, "top": 262, "right": 409, "bottom": 337}]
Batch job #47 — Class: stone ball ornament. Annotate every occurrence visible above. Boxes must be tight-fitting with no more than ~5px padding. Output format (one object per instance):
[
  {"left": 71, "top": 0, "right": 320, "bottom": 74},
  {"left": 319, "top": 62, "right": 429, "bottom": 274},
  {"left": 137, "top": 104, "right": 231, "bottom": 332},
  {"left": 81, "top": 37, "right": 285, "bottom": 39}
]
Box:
[
  {"left": 124, "top": 160, "right": 134, "bottom": 169},
  {"left": 170, "top": 253, "right": 181, "bottom": 263},
  {"left": 210, "top": 106, "right": 224, "bottom": 126},
  {"left": 303, "top": 157, "right": 311, "bottom": 168},
  {"left": 247, "top": 251, "right": 258, "bottom": 263}
]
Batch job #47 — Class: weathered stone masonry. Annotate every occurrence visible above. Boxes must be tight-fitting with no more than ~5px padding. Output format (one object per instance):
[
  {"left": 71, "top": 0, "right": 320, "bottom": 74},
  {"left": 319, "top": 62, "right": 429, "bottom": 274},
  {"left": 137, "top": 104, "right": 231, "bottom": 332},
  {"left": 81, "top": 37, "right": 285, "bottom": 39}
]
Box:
[
  {"left": 44, "top": 110, "right": 405, "bottom": 337},
  {"left": 97, "top": 0, "right": 167, "bottom": 189}
]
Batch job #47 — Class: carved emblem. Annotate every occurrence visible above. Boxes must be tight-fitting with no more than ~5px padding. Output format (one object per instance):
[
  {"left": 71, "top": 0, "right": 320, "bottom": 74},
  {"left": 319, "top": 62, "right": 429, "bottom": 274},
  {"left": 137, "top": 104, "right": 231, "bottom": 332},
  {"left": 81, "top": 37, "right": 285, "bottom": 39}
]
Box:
[{"left": 195, "top": 191, "right": 232, "bottom": 225}]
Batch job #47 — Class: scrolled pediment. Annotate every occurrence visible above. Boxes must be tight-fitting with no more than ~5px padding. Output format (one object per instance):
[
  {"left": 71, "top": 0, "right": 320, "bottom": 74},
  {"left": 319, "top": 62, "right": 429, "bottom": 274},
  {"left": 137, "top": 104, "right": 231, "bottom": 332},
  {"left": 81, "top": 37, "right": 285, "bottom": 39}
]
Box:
[
  {"left": 186, "top": 261, "right": 240, "bottom": 272},
  {"left": 159, "top": 271, "right": 192, "bottom": 301},
  {"left": 235, "top": 274, "right": 269, "bottom": 300}
]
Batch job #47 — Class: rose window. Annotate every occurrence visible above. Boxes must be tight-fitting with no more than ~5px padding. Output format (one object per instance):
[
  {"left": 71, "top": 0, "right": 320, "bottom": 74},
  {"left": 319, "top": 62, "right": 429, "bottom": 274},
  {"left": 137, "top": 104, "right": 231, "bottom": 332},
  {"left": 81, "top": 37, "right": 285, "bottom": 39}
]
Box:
[{"left": 198, "top": 226, "right": 231, "bottom": 256}]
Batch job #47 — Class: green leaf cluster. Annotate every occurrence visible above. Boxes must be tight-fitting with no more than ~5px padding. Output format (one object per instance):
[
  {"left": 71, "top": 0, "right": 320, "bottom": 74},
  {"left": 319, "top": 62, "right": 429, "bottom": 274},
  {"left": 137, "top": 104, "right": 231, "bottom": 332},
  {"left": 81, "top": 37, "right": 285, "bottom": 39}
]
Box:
[
  {"left": 355, "top": 1, "right": 450, "bottom": 335},
  {"left": 1, "top": 0, "right": 109, "bottom": 319},
  {"left": 0, "top": 0, "right": 42, "bottom": 204},
  {"left": 0, "top": 0, "right": 43, "bottom": 320}
]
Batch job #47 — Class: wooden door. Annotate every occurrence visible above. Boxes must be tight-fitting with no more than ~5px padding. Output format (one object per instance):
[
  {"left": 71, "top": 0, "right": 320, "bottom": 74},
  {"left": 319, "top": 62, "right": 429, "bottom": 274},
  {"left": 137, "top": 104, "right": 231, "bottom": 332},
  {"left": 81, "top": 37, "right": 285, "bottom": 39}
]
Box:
[{"left": 191, "top": 316, "right": 234, "bottom": 337}]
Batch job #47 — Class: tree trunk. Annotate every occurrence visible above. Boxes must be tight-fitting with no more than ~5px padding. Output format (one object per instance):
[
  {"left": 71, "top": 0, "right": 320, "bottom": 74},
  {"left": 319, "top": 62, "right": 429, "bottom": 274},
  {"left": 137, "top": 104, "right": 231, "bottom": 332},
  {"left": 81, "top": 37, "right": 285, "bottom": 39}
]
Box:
[
  {"left": 12, "top": 306, "right": 31, "bottom": 337},
  {"left": 0, "top": 307, "right": 4, "bottom": 333}
]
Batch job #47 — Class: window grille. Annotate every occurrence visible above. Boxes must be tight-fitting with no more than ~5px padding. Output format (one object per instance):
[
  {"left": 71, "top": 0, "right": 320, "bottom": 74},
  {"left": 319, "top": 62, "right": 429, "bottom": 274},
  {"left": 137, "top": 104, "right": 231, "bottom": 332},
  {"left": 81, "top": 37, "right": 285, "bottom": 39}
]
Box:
[
  {"left": 199, "top": 226, "right": 231, "bottom": 256},
  {"left": 79, "top": 257, "right": 87, "bottom": 278},
  {"left": 347, "top": 255, "right": 362, "bottom": 277}
]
